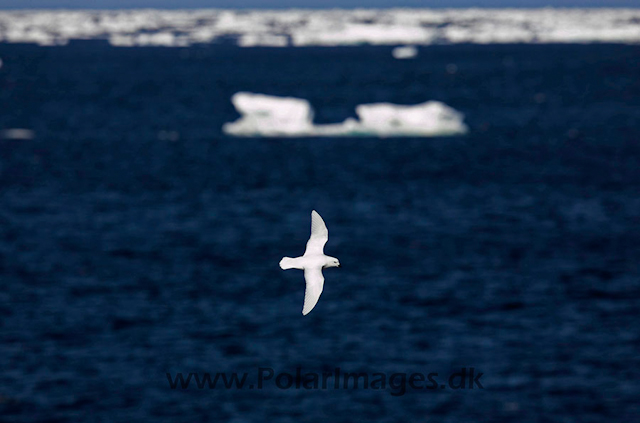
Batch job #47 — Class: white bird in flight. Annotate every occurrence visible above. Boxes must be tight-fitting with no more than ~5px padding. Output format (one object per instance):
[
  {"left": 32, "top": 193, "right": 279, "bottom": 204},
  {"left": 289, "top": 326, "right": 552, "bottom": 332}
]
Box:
[{"left": 279, "top": 210, "right": 341, "bottom": 315}]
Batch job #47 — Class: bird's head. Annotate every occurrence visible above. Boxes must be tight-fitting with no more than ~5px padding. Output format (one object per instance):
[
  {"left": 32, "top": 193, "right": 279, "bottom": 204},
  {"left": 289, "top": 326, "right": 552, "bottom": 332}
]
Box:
[{"left": 325, "top": 257, "right": 341, "bottom": 268}]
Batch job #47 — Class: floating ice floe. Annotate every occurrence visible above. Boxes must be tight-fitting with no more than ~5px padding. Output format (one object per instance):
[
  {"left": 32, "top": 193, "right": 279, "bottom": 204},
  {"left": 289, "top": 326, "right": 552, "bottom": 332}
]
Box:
[
  {"left": 392, "top": 45, "right": 418, "bottom": 59},
  {"left": 224, "top": 93, "right": 315, "bottom": 137},
  {"left": 1, "top": 9, "right": 640, "bottom": 47},
  {"left": 222, "top": 92, "right": 467, "bottom": 137}
]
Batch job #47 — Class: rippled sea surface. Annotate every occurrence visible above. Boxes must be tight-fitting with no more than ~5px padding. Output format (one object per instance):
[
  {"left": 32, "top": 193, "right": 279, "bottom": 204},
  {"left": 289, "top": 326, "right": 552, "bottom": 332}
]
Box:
[{"left": 0, "top": 43, "right": 639, "bottom": 422}]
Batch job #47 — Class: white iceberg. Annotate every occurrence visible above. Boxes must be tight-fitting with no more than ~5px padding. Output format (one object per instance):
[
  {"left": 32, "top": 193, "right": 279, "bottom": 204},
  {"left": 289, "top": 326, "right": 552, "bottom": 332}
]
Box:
[
  {"left": 223, "top": 92, "right": 467, "bottom": 137},
  {"left": 223, "top": 93, "right": 315, "bottom": 137},
  {"left": 351, "top": 101, "right": 467, "bottom": 136}
]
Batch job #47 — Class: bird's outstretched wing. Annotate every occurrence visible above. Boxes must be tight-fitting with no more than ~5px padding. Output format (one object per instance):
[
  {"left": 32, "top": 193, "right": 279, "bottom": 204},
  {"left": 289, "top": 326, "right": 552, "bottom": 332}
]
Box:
[
  {"left": 302, "top": 267, "right": 325, "bottom": 315},
  {"left": 304, "top": 210, "right": 329, "bottom": 256}
]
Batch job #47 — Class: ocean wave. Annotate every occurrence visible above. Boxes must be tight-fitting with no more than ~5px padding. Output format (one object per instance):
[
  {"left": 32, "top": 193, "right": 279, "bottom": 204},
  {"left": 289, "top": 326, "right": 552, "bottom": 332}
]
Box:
[
  {"left": 0, "top": 128, "right": 35, "bottom": 140},
  {"left": 1, "top": 9, "right": 640, "bottom": 47},
  {"left": 222, "top": 92, "right": 468, "bottom": 137}
]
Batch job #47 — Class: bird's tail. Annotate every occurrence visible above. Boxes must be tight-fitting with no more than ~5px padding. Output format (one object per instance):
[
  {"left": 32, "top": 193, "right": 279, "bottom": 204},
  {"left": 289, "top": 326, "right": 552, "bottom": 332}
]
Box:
[{"left": 279, "top": 257, "right": 298, "bottom": 270}]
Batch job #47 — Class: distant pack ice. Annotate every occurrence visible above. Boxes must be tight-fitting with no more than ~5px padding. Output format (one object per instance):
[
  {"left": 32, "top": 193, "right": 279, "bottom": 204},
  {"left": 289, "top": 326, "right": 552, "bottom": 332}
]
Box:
[
  {"left": 223, "top": 92, "right": 468, "bottom": 138},
  {"left": 1, "top": 9, "right": 640, "bottom": 47}
]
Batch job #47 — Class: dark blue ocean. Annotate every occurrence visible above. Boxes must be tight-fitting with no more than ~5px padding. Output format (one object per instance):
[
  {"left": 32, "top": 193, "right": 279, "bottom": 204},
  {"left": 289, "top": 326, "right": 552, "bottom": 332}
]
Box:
[{"left": 0, "top": 42, "right": 639, "bottom": 422}]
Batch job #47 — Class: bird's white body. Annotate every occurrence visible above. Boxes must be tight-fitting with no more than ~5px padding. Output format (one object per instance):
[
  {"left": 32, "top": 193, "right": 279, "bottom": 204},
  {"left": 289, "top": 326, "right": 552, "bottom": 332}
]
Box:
[{"left": 279, "top": 210, "right": 340, "bottom": 315}]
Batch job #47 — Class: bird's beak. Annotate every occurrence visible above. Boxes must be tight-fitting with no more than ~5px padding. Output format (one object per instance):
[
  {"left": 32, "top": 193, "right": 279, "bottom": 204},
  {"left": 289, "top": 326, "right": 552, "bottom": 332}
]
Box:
[{"left": 338, "top": 264, "right": 341, "bottom": 268}]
